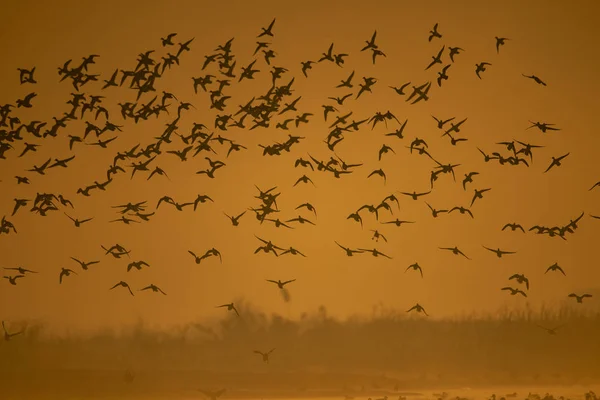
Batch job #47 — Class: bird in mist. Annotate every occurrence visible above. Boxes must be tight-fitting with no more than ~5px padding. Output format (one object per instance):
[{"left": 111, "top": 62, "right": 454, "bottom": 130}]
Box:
[
  {"left": 199, "top": 389, "right": 227, "bottom": 400},
  {"left": 110, "top": 281, "right": 135, "bottom": 296},
  {"left": 482, "top": 246, "right": 516, "bottom": 258},
  {"left": 405, "top": 262, "right": 423, "bottom": 278},
  {"left": 254, "top": 348, "right": 275, "bottom": 363},
  {"left": 59, "top": 267, "right": 77, "bottom": 284},
  {"left": 568, "top": 293, "right": 592, "bottom": 303},
  {"left": 139, "top": 284, "right": 167, "bottom": 295},
  {"left": 501, "top": 287, "right": 527, "bottom": 297},
  {"left": 545, "top": 262, "right": 566, "bottom": 275},
  {"left": 509, "top": 274, "right": 529, "bottom": 290},
  {"left": 2, "top": 321, "right": 24, "bottom": 341},
  {"left": 537, "top": 324, "right": 564, "bottom": 335},
  {"left": 406, "top": 303, "right": 429, "bottom": 316},
  {"left": 589, "top": 181, "right": 600, "bottom": 191},
  {"left": 216, "top": 303, "right": 239, "bottom": 316},
  {"left": 266, "top": 279, "right": 296, "bottom": 289}
]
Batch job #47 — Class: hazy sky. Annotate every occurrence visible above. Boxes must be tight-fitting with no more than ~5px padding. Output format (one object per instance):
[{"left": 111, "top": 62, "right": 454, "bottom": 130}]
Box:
[{"left": 0, "top": 0, "right": 599, "bottom": 333}]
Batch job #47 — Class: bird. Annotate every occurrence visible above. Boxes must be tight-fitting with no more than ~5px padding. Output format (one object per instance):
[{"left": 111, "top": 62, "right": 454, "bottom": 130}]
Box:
[
  {"left": 406, "top": 303, "right": 429, "bottom": 316},
  {"left": 502, "top": 223, "right": 525, "bottom": 233},
  {"left": 258, "top": 18, "right": 276, "bottom": 38},
  {"left": 216, "top": 303, "right": 239, "bottom": 316},
  {"left": 522, "top": 74, "right": 547, "bottom": 86},
  {"left": 405, "top": 263, "right": 423, "bottom": 278},
  {"left": 544, "top": 153, "right": 570, "bottom": 173},
  {"left": 199, "top": 389, "right": 227, "bottom": 400},
  {"left": 266, "top": 279, "right": 296, "bottom": 289},
  {"left": 428, "top": 23, "right": 442, "bottom": 41},
  {"left": 254, "top": 348, "right": 275, "bottom": 363},
  {"left": 335, "top": 242, "right": 364, "bottom": 257},
  {"left": 3, "top": 275, "right": 24, "bottom": 285},
  {"left": 568, "top": 293, "right": 592, "bottom": 303},
  {"left": 537, "top": 324, "right": 564, "bottom": 335},
  {"left": 509, "top": 274, "right": 530, "bottom": 290},
  {"left": 110, "top": 281, "right": 135, "bottom": 296},
  {"left": 471, "top": 188, "right": 491, "bottom": 207},
  {"left": 545, "top": 263, "right": 566, "bottom": 276},
  {"left": 439, "top": 246, "right": 471, "bottom": 260},
  {"left": 482, "top": 246, "right": 516, "bottom": 258},
  {"left": 501, "top": 287, "right": 527, "bottom": 297},
  {"left": 3, "top": 266, "right": 37, "bottom": 275},
  {"left": 224, "top": 211, "right": 246, "bottom": 226},
  {"left": 475, "top": 62, "right": 492, "bottom": 79},
  {"left": 2, "top": 321, "right": 24, "bottom": 341},
  {"left": 495, "top": 37, "right": 509, "bottom": 53},
  {"left": 59, "top": 268, "right": 77, "bottom": 284},
  {"left": 139, "top": 284, "right": 167, "bottom": 295}
]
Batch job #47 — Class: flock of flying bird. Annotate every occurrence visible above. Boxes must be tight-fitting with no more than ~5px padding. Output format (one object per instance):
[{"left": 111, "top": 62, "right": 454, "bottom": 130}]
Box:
[{"left": 1, "top": 18, "right": 599, "bottom": 351}]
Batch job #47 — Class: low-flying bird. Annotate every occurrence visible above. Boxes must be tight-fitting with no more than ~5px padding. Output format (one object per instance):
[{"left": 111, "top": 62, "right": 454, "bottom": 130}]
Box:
[
  {"left": 537, "top": 324, "right": 564, "bottom": 335},
  {"left": 216, "top": 303, "right": 240, "bottom": 316},
  {"left": 266, "top": 279, "right": 295, "bottom": 289},
  {"left": 406, "top": 303, "right": 429, "bottom": 316},
  {"left": 568, "top": 293, "right": 592, "bottom": 303},
  {"left": 2, "top": 321, "right": 24, "bottom": 341},
  {"left": 509, "top": 274, "right": 530, "bottom": 290},
  {"left": 254, "top": 348, "right": 275, "bottom": 363},
  {"left": 501, "top": 287, "right": 527, "bottom": 297}
]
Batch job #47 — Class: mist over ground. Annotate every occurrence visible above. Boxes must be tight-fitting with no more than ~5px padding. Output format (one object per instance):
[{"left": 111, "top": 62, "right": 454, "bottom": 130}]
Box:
[{"left": 2, "top": 303, "right": 599, "bottom": 398}]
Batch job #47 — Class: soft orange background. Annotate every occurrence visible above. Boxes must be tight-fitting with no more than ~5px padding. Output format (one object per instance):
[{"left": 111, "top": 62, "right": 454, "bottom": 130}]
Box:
[{"left": 0, "top": 0, "right": 599, "bottom": 334}]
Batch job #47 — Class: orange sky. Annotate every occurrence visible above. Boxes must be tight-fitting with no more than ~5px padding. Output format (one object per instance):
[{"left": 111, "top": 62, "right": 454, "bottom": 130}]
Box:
[{"left": 0, "top": 0, "right": 599, "bottom": 333}]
